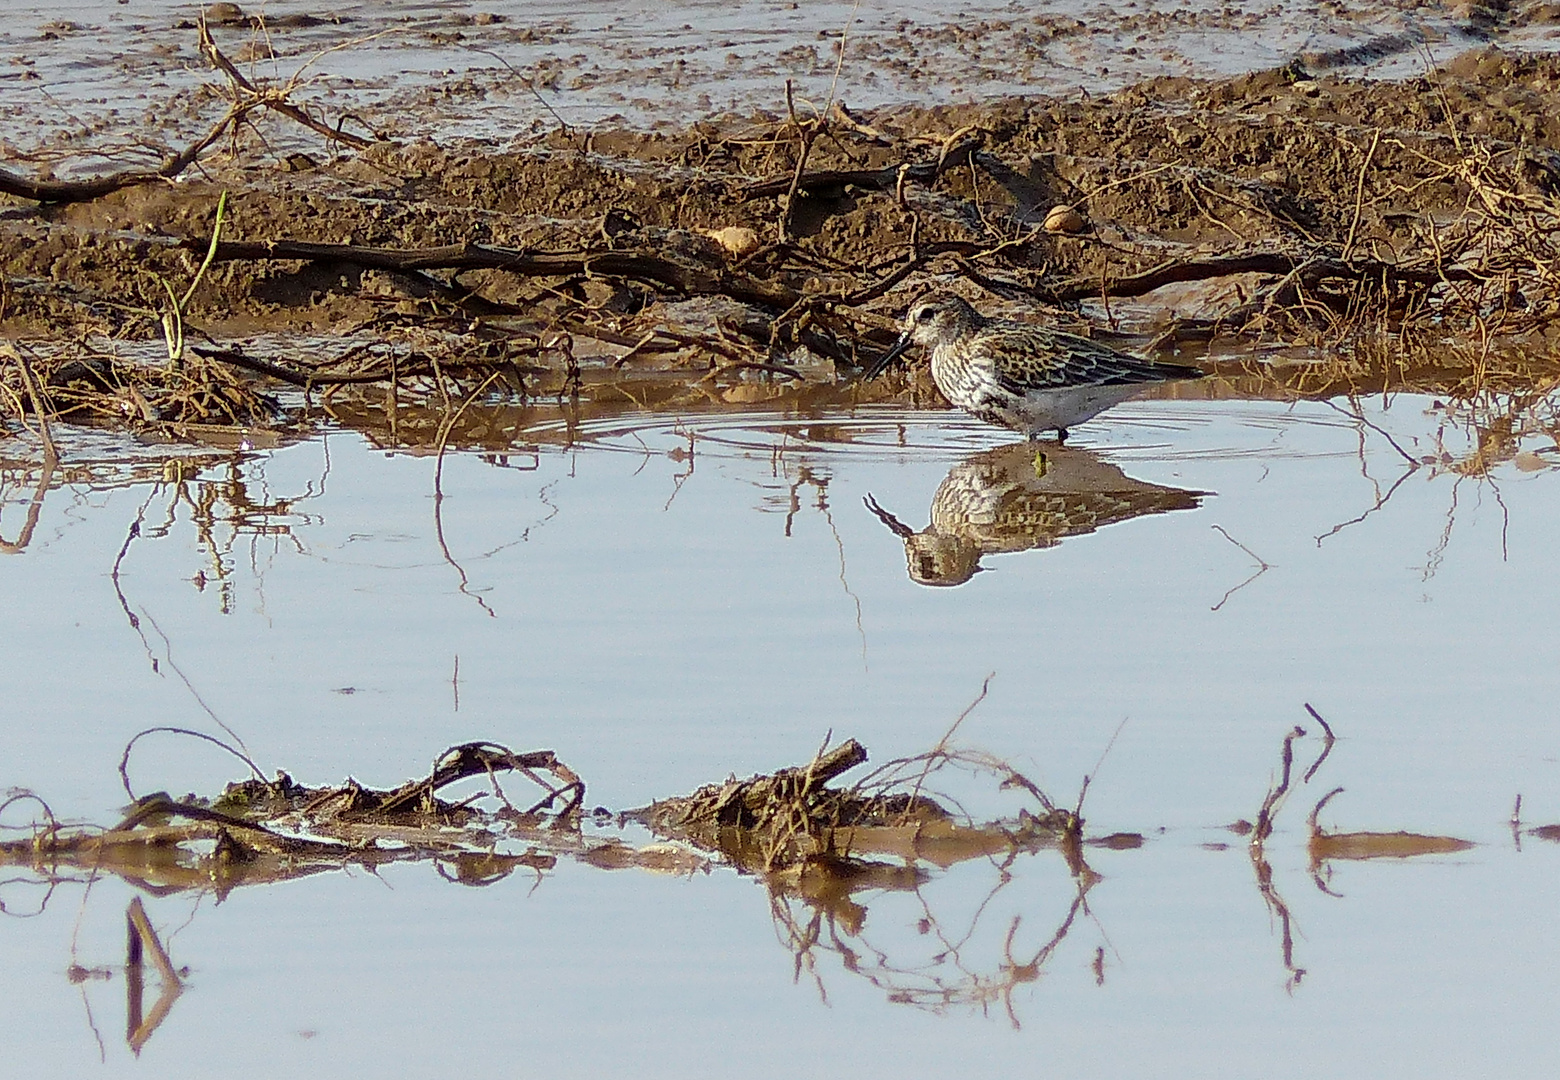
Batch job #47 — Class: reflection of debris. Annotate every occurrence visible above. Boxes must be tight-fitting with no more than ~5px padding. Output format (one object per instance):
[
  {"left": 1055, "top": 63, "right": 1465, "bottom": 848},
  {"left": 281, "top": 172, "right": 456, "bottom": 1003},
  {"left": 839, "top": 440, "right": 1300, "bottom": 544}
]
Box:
[
  {"left": 1247, "top": 722, "right": 1310, "bottom": 991},
  {"left": 1241, "top": 709, "right": 1477, "bottom": 989},
  {"left": 770, "top": 871, "right": 1096, "bottom": 1028},
  {"left": 1210, "top": 523, "right": 1271, "bottom": 611},
  {"left": 125, "top": 898, "right": 182, "bottom": 1056},
  {"left": 634, "top": 728, "right": 1119, "bottom": 1024},
  {"left": 0, "top": 727, "right": 1132, "bottom": 1031}
]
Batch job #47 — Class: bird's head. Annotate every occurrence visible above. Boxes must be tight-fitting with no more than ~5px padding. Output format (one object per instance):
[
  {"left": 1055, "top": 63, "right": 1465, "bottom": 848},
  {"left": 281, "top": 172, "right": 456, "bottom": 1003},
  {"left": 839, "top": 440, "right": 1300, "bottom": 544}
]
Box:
[
  {"left": 903, "top": 294, "right": 981, "bottom": 349},
  {"left": 862, "top": 294, "right": 981, "bottom": 378}
]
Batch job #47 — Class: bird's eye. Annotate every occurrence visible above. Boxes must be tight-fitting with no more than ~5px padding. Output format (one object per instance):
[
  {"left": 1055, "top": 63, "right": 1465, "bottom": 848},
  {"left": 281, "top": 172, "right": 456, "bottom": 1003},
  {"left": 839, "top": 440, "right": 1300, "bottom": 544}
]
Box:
[{"left": 915, "top": 306, "right": 936, "bottom": 323}]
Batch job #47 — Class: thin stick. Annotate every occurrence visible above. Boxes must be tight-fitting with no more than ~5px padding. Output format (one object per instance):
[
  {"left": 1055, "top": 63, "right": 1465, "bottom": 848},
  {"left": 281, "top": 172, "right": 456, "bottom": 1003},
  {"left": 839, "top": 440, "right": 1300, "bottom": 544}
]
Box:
[
  {"left": 822, "top": 1, "right": 860, "bottom": 117},
  {"left": 1074, "top": 718, "right": 1128, "bottom": 817},
  {"left": 125, "top": 897, "right": 182, "bottom": 1054},
  {"left": 779, "top": 81, "right": 816, "bottom": 244},
  {"left": 7, "top": 344, "right": 58, "bottom": 464},
  {"left": 1210, "top": 524, "right": 1272, "bottom": 611},
  {"left": 119, "top": 726, "right": 265, "bottom": 801},
  {"left": 1252, "top": 726, "right": 1305, "bottom": 846},
  {"left": 434, "top": 371, "right": 503, "bottom": 618},
  {"left": 0, "top": 442, "right": 56, "bottom": 555},
  {"left": 909, "top": 673, "right": 993, "bottom": 808},
  {"left": 1342, "top": 129, "right": 1382, "bottom": 261},
  {"left": 126, "top": 899, "right": 180, "bottom": 986}
]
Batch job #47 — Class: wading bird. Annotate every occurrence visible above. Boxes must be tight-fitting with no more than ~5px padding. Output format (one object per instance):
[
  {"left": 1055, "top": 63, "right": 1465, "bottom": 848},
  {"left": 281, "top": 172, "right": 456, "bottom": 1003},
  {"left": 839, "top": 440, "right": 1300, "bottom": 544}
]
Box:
[{"left": 863, "top": 294, "right": 1204, "bottom": 440}]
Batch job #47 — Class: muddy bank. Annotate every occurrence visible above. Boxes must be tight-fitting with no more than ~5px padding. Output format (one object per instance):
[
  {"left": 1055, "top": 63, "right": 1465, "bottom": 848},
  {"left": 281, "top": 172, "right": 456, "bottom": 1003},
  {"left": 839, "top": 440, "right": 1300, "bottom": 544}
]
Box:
[{"left": 3, "top": 36, "right": 1560, "bottom": 447}]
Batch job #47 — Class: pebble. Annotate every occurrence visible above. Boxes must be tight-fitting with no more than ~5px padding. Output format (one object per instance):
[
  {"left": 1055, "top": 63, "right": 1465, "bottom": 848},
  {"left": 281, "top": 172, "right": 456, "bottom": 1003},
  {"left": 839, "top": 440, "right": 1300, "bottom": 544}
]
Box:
[
  {"left": 1042, "top": 204, "right": 1086, "bottom": 233},
  {"left": 704, "top": 225, "right": 761, "bottom": 257}
]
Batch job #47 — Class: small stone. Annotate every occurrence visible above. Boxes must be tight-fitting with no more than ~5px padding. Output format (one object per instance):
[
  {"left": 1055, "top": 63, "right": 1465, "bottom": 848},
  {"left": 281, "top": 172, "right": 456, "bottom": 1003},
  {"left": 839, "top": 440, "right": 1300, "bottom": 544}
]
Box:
[
  {"left": 1042, "top": 204, "right": 1086, "bottom": 234},
  {"left": 704, "top": 225, "right": 762, "bottom": 257}
]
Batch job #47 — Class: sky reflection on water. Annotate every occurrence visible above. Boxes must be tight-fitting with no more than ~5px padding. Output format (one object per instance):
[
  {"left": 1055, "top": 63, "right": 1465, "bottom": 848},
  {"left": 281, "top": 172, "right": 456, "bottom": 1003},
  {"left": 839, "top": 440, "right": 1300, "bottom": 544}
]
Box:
[{"left": 4, "top": 395, "right": 1560, "bottom": 1077}]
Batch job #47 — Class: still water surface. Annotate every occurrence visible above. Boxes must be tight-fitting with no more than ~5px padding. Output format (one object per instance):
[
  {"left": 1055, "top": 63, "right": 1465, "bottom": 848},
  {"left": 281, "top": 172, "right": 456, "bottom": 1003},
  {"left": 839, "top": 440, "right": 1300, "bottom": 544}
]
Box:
[{"left": 4, "top": 394, "right": 1559, "bottom": 1076}]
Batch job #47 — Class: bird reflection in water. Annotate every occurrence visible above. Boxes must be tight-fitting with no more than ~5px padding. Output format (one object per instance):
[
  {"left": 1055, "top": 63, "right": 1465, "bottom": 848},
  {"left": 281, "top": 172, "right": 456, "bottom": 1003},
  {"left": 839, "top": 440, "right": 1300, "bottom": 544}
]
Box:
[{"left": 864, "top": 442, "right": 1205, "bottom": 587}]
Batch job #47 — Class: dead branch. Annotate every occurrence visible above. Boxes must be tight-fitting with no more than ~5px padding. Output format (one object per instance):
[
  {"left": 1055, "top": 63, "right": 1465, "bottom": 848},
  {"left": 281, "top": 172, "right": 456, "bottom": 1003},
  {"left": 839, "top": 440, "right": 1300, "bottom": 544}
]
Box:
[
  {"left": 372, "top": 741, "right": 583, "bottom": 817},
  {"left": 1301, "top": 703, "right": 1336, "bottom": 783},
  {"left": 197, "top": 18, "right": 376, "bottom": 151},
  {"left": 1044, "top": 250, "right": 1475, "bottom": 305},
  {"left": 192, "top": 346, "right": 405, "bottom": 387},
  {"left": 0, "top": 15, "right": 383, "bottom": 206},
  {"left": 1252, "top": 725, "right": 1306, "bottom": 846},
  {"left": 119, "top": 726, "right": 265, "bottom": 801},
  {"left": 0, "top": 101, "right": 249, "bottom": 204},
  {"left": 125, "top": 897, "right": 182, "bottom": 1054},
  {"left": 188, "top": 238, "right": 808, "bottom": 310}
]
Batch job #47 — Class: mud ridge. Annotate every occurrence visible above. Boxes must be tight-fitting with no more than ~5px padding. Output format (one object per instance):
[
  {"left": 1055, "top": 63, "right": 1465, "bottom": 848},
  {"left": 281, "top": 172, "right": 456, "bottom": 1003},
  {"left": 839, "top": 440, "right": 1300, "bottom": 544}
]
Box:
[{"left": 3, "top": 27, "right": 1560, "bottom": 450}]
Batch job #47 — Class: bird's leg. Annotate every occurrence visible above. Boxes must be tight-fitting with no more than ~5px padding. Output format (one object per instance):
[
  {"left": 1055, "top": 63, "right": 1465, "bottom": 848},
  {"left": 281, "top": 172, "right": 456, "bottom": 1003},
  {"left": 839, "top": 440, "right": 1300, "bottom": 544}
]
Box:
[
  {"left": 1056, "top": 427, "right": 1070, "bottom": 443},
  {"left": 1032, "top": 449, "right": 1048, "bottom": 478}
]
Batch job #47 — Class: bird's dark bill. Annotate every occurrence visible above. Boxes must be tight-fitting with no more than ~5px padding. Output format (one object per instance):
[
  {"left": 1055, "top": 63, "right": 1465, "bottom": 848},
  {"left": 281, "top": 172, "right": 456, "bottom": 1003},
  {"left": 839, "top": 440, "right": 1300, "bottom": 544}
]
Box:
[{"left": 862, "top": 332, "right": 912, "bottom": 379}]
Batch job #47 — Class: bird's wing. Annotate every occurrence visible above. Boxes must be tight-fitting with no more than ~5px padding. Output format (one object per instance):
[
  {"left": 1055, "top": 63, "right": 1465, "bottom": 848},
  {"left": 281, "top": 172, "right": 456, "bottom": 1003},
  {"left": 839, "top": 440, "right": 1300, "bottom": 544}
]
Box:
[{"left": 977, "top": 325, "right": 1202, "bottom": 391}]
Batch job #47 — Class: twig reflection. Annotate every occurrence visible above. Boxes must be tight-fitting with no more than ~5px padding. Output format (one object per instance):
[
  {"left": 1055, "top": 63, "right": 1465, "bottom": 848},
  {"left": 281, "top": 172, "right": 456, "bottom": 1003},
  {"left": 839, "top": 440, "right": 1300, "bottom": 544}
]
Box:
[
  {"left": 1245, "top": 719, "right": 1327, "bottom": 991},
  {"left": 125, "top": 898, "right": 183, "bottom": 1055},
  {"left": 768, "top": 846, "right": 1099, "bottom": 1028},
  {"left": 1210, "top": 523, "right": 1271, "bottom": 611},
  {"left": 0, "top": 453, "right": 55, "bottom": 554}
]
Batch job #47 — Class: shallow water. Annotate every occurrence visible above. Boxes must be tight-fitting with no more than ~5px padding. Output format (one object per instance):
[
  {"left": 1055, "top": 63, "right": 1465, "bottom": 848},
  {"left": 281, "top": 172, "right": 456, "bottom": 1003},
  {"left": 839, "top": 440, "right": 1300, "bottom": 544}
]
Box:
[
  {"left": 5, "top": 391, "right": 1560, "bottom": 1076},
  {"left": 0, "top": 0, "right": 1531, "bottom": 164},
  {"left": 7, "top": 3, "right": 1560, "bottom": 1073}
]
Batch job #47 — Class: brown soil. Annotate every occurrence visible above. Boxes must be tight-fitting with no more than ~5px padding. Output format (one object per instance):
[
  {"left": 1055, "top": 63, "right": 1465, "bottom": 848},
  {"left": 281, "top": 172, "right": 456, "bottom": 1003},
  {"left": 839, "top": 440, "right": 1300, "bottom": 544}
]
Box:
[{"left": 3, "top": 44, "right": 1559, "bottom": 444}]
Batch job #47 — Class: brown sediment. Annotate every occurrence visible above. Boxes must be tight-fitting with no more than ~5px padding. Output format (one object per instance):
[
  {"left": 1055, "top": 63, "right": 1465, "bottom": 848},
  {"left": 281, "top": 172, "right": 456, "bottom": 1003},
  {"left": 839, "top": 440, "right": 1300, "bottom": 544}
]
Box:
[
  {"left": 1307, "top": 785, "right": 1476, "bottom": 865},
  {"left": 1308, "top": 828, "right": 1477, "bottom": 860},
  {"left": 2, "top": 28, "right": 1559, "bottom": 453}
]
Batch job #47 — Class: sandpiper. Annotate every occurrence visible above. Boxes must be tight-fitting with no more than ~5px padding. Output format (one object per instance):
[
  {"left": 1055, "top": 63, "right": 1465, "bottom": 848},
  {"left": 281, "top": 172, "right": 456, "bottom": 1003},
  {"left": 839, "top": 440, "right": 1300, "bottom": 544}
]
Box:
[{"left": 863, "top": 294, "right": 1204, "bottom": 440}]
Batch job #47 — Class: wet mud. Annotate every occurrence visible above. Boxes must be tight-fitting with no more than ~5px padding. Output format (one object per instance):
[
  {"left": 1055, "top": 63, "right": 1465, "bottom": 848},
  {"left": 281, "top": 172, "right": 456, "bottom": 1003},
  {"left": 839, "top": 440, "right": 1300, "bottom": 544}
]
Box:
[{"left": 4, "top": 24, "right": 1560, "bottom": 453}]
